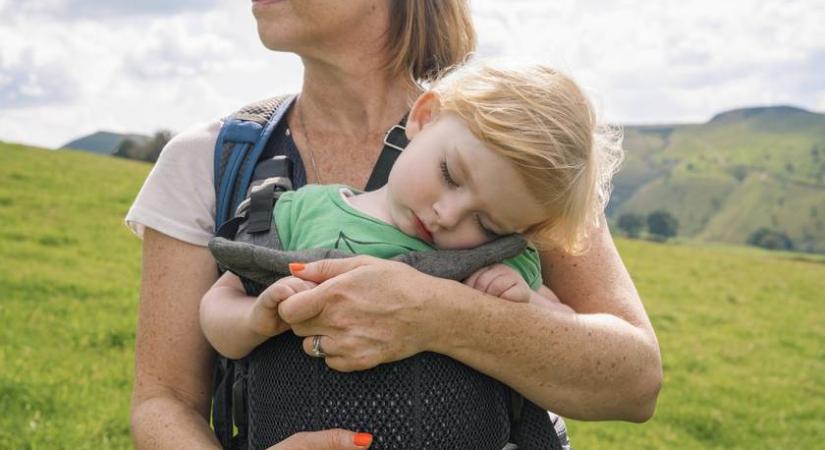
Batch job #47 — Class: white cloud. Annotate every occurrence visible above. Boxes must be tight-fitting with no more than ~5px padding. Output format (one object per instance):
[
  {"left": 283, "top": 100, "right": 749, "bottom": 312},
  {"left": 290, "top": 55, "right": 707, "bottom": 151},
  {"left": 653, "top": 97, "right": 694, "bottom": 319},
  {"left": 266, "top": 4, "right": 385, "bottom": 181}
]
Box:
[
  {"left": 1, "top": 0, "right": 824, "bottom": 148},
  {"left": 14, "top": 0, "right": 221, "bottom": 19}
]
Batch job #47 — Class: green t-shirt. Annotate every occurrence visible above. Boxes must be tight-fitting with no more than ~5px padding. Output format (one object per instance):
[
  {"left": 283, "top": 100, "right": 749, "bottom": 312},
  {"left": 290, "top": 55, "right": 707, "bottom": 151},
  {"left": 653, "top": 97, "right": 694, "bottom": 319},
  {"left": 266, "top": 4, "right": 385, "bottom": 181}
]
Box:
[{"left": 274, "top": 184, "right": 542, "bottom": 290}]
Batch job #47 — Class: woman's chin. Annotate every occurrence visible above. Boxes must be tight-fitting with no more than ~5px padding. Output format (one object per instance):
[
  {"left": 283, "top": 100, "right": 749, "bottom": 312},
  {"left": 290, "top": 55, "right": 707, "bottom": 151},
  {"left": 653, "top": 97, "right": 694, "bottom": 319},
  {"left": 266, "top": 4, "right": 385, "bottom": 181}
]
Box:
[{"left": 252, "top": 0, "right": 286, "bottom": 9}]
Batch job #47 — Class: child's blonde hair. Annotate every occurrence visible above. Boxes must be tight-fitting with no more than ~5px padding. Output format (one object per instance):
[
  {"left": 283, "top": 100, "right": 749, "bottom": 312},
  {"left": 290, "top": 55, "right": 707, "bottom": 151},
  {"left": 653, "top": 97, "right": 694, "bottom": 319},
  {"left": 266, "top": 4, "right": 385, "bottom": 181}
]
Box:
[{"left": 431, "top": 61, "right": 624, "bottom": 254}]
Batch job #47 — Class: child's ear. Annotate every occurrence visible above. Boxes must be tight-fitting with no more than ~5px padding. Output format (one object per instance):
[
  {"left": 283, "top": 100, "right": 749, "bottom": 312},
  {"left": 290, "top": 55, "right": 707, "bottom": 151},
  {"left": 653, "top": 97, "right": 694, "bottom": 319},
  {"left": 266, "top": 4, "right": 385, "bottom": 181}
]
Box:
[{"left": 406, "top": 91, "right": 440, "bottom": 140}]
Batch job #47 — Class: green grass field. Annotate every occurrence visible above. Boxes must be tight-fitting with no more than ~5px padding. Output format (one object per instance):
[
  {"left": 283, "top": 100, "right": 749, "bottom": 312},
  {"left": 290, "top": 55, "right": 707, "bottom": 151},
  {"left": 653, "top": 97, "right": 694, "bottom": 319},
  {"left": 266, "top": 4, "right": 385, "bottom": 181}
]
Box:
[{"left": 1, "top": 143, "right": 823, "bottom": 449}]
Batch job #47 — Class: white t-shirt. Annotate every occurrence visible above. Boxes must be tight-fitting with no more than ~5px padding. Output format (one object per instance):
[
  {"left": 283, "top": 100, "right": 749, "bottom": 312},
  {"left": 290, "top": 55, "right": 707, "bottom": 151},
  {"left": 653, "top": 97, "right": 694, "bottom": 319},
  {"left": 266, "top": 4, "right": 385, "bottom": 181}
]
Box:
[{"left": 125, "top": 119, "right": 223, "bottom": 246}]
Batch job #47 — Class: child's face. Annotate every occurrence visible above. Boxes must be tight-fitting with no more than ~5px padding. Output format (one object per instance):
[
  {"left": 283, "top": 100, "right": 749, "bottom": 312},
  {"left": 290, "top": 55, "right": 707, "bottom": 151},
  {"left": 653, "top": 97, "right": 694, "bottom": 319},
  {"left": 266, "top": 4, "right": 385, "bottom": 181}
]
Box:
[{"left": 386, "top": 111, "right": 548, "bottom": 250}]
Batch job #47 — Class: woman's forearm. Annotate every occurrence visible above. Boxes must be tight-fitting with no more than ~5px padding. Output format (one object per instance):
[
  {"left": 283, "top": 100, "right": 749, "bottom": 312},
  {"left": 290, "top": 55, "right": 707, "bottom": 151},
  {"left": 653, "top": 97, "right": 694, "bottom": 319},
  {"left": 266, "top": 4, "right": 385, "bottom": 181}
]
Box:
[
  {"left": 428, "top": 278, "right": 662, "bottom": 422},
  {"left": 132, "top": 391, "right": 221, "bottom": 449}
]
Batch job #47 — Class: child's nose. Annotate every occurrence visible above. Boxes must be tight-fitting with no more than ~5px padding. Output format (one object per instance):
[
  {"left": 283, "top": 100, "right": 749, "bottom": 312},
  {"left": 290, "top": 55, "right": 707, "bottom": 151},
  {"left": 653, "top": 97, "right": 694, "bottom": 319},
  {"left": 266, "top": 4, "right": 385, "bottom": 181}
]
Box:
[{"left": 433, "top": 197, "right": 469, "bottom": 230}]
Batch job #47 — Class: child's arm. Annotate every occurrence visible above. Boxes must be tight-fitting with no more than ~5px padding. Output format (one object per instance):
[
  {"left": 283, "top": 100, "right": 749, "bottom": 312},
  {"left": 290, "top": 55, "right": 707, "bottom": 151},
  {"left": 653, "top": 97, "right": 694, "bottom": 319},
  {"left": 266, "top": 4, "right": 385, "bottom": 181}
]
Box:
[
  {"left": 200, "top": 272, "right": 317, "bottom": 359},
  {"left": 464, "top": 264, "right": 575, "bottom": 313}
]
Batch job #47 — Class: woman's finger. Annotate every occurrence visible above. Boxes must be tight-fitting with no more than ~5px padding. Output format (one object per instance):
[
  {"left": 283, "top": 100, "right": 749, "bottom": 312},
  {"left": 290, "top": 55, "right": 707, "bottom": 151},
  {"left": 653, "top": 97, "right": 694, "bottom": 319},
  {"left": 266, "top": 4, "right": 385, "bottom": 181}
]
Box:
[
  {"left": 278, "top": 287, "right": 326, "bottom": 324},
  {"left": 289, "top": 255, "right": 378, "bottom": 284},
  {"left": 302, "top": 334, "right": 333, "bottom": 358},
  {"left": 280, "top": 276, "right": 319, "bottom": 293},
  {"left": 266, "top": 429, "right": 373, "bottom": 449}
]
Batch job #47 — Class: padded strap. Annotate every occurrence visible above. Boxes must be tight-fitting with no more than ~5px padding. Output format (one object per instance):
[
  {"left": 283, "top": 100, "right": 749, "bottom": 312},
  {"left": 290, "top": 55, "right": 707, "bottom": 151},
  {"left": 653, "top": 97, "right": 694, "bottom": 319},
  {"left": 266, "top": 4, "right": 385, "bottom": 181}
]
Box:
[
  {"left": 246, "top": 183, "right": 276, "bottom": 233},
  {"left": 214, "top": 95, "right": 297, "bottom": 229}
]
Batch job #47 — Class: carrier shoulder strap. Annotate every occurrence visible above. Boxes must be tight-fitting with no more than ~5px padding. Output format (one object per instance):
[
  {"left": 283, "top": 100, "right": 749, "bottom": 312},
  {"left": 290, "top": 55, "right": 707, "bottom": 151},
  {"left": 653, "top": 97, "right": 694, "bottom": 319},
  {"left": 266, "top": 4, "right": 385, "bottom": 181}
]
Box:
[
  {"left": 211, "top": 95, "right": 295, "bottom": 450},
  {"left": 213, "top": 95, "right": 297, "bottom": 231}
]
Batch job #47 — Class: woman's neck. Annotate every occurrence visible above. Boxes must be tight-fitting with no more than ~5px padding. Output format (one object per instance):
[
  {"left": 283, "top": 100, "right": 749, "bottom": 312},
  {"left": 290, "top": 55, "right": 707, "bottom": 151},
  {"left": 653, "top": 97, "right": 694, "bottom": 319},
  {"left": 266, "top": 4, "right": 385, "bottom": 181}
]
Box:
[{"left": 298, "top": 56, "right": 420, "bottom": 139}]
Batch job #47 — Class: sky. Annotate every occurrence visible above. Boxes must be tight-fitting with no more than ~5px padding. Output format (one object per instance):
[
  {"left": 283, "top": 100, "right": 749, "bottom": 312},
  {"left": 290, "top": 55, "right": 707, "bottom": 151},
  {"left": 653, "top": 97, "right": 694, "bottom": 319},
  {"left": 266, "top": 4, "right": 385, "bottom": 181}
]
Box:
[{"left": 1, "top": 0, "right": 824, "bottom": 149}]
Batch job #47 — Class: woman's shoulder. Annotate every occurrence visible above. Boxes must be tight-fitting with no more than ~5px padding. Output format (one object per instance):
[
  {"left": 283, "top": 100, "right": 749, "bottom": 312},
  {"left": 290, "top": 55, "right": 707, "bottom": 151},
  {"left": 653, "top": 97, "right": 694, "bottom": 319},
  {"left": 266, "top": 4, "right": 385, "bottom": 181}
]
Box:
[
  {"left": 125, "top": 119, "right": 224, "bottom": 246},
  {"left": 156, "top": 119, "right": 223, "bottom": 166}
]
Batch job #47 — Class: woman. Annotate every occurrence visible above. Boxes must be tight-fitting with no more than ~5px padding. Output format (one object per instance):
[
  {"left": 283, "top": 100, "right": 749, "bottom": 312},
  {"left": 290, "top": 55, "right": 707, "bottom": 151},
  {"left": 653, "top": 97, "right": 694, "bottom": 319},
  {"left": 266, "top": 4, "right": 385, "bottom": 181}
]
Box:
[{"left": 127, "top": 1, "right": 662, "bottom": 449}]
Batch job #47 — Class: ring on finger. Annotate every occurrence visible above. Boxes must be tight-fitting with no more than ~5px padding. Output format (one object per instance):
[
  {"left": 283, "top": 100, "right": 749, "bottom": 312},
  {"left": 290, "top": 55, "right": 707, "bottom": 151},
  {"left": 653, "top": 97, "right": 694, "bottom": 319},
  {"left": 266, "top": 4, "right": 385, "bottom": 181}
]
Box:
[{"left": 311, "top": 335, "right": 327, "bottom": 358}]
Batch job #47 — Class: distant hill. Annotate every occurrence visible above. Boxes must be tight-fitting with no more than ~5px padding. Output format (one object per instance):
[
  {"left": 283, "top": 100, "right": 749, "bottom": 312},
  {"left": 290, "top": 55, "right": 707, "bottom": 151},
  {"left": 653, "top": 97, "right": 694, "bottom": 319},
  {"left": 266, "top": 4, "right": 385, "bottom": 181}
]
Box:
[
  {"left": 610, "top": 105, "right": 825, "bottom": 253},
  {"left": 60, "top": 131, "right": 151, "bottom": 156}
]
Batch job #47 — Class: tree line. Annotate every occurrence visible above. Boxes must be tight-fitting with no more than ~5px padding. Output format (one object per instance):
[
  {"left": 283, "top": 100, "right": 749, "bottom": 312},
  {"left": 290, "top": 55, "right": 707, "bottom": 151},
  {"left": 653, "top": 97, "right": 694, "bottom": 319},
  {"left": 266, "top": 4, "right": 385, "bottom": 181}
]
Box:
[
  {"left": 616, "top": 210, "right": 679, "bottom": 242},
  {"left": 616, "top": 210, "right": 795, "bottom": 251},
  {"left": 113, "top": 130, "right": 172, "bottom": 163}
]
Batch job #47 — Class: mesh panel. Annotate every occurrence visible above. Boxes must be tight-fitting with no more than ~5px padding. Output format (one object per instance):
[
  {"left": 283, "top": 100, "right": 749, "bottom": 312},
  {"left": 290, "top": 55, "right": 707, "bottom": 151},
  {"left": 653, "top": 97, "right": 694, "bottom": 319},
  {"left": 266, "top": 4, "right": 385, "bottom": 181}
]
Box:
[
  {"left": 219, "top": 142, "right": 234, "bottom": 188},
  {"left": 234, "top": 97, "right": 286, "bottom": 125},
  {"left": 247, "top": 333, "right": 513, "bottom": 450},
  {"left": 512, "top": 401, "right": 563, "bottom": 450}
]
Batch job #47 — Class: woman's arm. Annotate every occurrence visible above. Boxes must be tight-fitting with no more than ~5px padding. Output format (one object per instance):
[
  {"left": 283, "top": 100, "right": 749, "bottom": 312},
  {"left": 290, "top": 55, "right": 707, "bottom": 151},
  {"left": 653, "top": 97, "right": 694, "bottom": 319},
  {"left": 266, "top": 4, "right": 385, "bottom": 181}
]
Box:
[
  {"left": 435, "top": 219, "right": 662, "bottom": 421},
  {"left": 131, "top": 228, "right": 222, "bottom": 449},
  {"left": 280, "top": 218, "right": 662, "bottom": 422}
]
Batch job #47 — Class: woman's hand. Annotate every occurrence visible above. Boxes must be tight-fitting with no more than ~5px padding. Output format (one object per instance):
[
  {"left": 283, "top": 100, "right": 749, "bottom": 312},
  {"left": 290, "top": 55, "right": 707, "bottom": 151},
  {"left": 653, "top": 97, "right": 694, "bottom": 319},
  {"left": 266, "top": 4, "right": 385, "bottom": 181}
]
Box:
[
  {"left": 267, "top": 430, "right": 373, "bottom": 450},
  {"left": 279, "top": 256, "right": 438, "bottom": 372}
]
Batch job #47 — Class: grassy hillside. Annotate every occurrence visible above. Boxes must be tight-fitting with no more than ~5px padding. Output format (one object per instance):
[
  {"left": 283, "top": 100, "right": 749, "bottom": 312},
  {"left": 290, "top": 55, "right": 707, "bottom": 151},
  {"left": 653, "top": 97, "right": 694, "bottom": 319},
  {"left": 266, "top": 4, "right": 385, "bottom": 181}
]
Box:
[
  {"left": 1, "top": 143, "right": 823, "bottom": 448},
  {"left": 613, "top": 106, "right": 825, "bottom": 252}
]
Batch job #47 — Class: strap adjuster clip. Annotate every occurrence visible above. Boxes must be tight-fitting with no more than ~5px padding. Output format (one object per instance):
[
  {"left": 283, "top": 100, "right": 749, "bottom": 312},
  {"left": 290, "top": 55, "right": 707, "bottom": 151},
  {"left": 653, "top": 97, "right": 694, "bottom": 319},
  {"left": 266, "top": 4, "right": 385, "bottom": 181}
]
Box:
[{"left": 383, "top": 124, "right": 407, "bottom": 152}]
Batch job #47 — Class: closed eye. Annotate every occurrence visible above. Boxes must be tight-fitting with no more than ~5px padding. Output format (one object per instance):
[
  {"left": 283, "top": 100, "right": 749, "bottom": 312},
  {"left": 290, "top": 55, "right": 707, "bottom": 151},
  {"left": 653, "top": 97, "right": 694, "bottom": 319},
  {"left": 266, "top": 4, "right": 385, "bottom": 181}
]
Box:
[{"left": 440, "top": 158, "right": 459, "bottom": 188}]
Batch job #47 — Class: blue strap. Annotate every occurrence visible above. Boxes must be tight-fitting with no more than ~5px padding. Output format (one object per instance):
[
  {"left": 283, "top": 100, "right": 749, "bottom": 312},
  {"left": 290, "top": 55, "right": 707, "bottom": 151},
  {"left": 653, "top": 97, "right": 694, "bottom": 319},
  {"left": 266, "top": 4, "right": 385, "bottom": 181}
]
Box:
[
  {"left": 213, "top": 95, "right": 297, "bottom": 229},
  {"left": 232, "top": 96, "right": 296, "bottom": 215},
  {"left": 217, "top": 141, "right": 251, "bottom": 227}
]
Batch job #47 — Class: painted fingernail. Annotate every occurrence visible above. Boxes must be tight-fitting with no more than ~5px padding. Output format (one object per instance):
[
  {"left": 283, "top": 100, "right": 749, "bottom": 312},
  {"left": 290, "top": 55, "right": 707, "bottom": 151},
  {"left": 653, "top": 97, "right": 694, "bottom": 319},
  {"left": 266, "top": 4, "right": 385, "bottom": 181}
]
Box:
[
  {"left": 353, "top": 432, "right": 373, "bottom": 447},
  {"left": 289, "top": 262, "right": 305, "bottom": 273}
]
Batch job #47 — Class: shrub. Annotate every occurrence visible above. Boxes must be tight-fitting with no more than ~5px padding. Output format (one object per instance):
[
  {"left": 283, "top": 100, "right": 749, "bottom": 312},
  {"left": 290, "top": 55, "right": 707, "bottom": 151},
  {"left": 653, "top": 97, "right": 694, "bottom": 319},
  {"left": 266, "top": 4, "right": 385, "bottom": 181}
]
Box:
[
  {"left": 647, "top": 210, "right": 678, "bottom": 241},
  {"left": 747, "top": 227, "right": 794, "bottom": 251},
  {"left": 617, "top": 213, "right": 645, "bottom": 238}
]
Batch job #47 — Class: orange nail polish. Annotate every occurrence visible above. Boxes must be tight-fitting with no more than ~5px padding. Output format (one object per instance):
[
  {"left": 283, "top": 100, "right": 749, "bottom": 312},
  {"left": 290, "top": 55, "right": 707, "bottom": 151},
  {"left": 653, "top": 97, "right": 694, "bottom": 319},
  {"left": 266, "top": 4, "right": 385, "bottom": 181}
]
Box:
[
  {"left": 289, "top": 262, "right": 305, "bottom": 273},
  {"left": 353, "top": 432, "right": 373, "bottom": 447}
]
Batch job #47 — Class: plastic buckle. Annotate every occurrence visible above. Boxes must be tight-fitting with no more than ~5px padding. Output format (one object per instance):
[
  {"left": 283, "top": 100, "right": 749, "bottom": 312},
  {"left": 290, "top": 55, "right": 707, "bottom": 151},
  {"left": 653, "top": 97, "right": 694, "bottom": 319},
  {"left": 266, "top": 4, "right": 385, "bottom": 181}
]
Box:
[{"left": 383, "top": 124, "right": 407, "bottom": 152}]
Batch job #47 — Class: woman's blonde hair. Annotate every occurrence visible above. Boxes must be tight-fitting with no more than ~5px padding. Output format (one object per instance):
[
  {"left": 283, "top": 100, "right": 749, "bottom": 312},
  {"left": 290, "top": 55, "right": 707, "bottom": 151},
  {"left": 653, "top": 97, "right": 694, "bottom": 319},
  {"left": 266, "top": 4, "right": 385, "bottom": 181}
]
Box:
[
  {"left": 431, "top": 61, "right": 624, "bottom": 254},
  {"left": 385, "top": 0, "right": 476, "bottom": 83}
]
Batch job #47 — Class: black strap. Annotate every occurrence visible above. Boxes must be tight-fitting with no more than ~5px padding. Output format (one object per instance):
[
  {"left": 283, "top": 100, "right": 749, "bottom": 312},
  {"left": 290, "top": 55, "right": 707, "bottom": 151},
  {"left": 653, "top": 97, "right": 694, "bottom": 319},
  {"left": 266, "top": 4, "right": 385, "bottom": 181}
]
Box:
[
  {"left": 212, "top": 359, "right": 234, "bottom": 449},
  {"left": 365, "top": 123, "right": 408, "bottom": 191},
  {"left": 509, "top": 389, "right": 525, "bottom": 440},
  {"left": 246, "top": 184, "right": 276, "bottom": 233}
]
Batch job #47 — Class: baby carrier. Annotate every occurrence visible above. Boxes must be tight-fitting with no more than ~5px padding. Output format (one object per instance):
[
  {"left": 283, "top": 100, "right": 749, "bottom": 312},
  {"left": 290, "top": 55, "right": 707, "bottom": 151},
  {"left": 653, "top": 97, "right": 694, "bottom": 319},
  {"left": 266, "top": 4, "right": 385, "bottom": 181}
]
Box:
[{"left": 210, "top": 95, "right": 565, "bottom": 450}]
